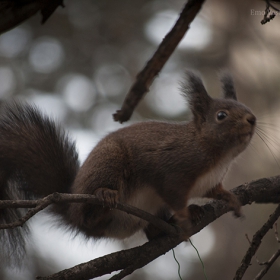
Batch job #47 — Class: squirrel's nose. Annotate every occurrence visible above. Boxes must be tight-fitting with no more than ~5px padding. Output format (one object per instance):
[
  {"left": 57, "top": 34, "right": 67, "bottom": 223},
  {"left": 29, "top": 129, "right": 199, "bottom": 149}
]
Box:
[{"left": 246, "top": 115, "right": 256, "bottom": 126}]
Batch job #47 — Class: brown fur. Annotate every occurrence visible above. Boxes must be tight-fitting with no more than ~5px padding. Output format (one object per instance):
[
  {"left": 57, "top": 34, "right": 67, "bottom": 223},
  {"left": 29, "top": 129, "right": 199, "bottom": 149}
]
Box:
[
  {"left": 0, "top": 71, "right": 256, "bottom": 264},
  {"left": 68, "top": 72, "right": 256, "bottom": 239}
]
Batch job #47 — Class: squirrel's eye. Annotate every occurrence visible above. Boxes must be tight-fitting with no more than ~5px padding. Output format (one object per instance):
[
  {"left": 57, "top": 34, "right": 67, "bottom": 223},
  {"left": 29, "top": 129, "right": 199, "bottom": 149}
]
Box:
[{"left": 217, "top": 111, "right": 228, "bottom": 121}]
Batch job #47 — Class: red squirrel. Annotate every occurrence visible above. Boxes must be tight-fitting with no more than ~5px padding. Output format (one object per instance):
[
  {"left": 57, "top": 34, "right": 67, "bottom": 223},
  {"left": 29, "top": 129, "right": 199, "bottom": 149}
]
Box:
[{"left": 0, "top": 71, "right": 256, "bottom": 264}]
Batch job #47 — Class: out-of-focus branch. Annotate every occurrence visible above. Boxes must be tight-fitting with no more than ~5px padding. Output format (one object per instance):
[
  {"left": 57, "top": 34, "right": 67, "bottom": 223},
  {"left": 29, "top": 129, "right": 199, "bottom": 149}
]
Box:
[
  {"left": 233, "top": 204, "right": 280, "bottom": 280},
  {"left": 0, "top": 0, "right": 64, "bottom": 34},
  {"left": 254, "top": 249, "right": 280, "bottom": 280},
  {"left": 261, "top": 0, "right": 280, "bottom": 24},
  {"left": 113, "top": 0, "right": 205, "bottom": 123}
]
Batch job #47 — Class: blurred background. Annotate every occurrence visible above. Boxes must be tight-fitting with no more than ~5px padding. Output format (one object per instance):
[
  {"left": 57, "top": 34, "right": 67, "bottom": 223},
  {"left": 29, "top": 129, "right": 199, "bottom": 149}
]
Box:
[{"left": 1, "top": 0, "right": 280, "bottom": 279}]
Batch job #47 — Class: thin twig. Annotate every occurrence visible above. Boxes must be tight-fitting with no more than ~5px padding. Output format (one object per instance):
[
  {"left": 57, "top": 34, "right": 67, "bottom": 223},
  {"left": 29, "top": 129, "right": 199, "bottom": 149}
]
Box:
[
  {"left": 266, "top": 0, "right": 280, "bottom": 12},
  {"left": 0, "top": 193, "right": 177, "bottom": 236},
  {"left": 113, "top": 0, "right": 205, "bottom": 123},
  {"left": 274, "top": 222, "right": 280, "bottom": 242},
  {"left": 254, "top": 249, "right": 280, "bottom": 280},
  {"left": 261, "top": 1, "right": 276, "bottom": 24},
  {"left": 245, "top": 233, "right": 251, "bottom": 245},
  {"left": 1, "top": 175, "right": 280, "bottom": 231},
  {"left": 245, "top": 234, "right": 265, "bottom": 265},
  {"left": 233, "top": 204, "right": 280, "bottom": 280}
]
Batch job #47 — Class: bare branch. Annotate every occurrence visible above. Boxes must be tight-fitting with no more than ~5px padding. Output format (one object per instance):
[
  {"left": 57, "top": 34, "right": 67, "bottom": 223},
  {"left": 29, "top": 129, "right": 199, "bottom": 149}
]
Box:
[
  {"left": 233, "top": 204, "right": 280, "bottom": 280},
  {"left": 261, "top": 0, "right": 279, "bottom": 24},
  {"left": 254, "top": 249, "right": 280, "bottom": 280},
  {"left": 0, "top": 193, "right": 177, "bottom": 236},
  {"left": 2, "top": 175, "right": 280, "bottom": 279},
  {"left": 113, "top": 0, "right": 205, "bottom": 123},
  {"left": 36, "top": 234, "right": 183, "bottom": 280},
  {"left": 246, "top": 222, "right": 280, "bottom": 279},
  {"left": 274, "top": 222, "right": 280, "bottom": 243},
  {"left": 0, "top": 0, "right": 64, "bottom": 34},
  {"left": 265, "top": 0, "right": 280, "bottom": 12},
  {"left": 33, "top": 175, "right": 280, "bottom": 279},
  {"left": 245, "top": 234, "right": 265, "bottom": 265}
]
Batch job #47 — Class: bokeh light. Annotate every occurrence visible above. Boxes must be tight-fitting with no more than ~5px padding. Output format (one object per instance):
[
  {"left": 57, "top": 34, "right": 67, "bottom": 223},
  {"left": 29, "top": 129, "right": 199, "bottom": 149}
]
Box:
[
  {"left": 0, "top": 26, "right": 31, "bottom": 58},
  {"left": 145, "top": 10, "right": 212, "bottom": 50},
  {"left": 94, "top": 63, "right": 131, "bottom": 98},
  {"left": 90, "top": 103, "right": 130, "bottom": 136},
  {"left": 27, "top": 91, "right": 68, "bottom": 122},
  {"left": 0, "top": 67, "right": 15, "bottom": 98},
  {"left": 29, "top": 37, "right": 64, "bottom": 73},
  {"left": 146, "top": 72, "right": 188, "bottom": 117},
  {"left": 60, "top": 74, "right": 97, "bottom": 112}
]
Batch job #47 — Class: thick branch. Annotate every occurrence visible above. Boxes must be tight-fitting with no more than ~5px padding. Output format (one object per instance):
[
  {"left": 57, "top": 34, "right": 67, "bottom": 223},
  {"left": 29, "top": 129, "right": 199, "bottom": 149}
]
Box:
[
  {"left": 37, "top": 234, "right": 182, "bottom": 280},
  {"left": 32, "top": 175, "right": 280, "bottom": 279},
  {"left": 113, "top": 0, "right": 205, "bottom": 123},
  {"left": 1, "top": 176, "right": 280, "bottom": 279}
]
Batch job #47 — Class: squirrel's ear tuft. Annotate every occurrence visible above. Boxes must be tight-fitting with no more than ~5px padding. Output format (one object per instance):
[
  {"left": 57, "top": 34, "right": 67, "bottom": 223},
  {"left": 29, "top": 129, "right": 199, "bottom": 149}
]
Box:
[
  {"left": 220, "top": 72, "right": 237, "bottom": 101},
  {"left": 181, "top": 71, "right": 212, "bottom": 124}
]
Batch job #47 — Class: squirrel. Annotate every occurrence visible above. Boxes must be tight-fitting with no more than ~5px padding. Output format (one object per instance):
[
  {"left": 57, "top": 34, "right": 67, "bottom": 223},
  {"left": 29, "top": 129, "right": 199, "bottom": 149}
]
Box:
[{"left": 0, "top": 71, "right": 256, "bottom": 265}]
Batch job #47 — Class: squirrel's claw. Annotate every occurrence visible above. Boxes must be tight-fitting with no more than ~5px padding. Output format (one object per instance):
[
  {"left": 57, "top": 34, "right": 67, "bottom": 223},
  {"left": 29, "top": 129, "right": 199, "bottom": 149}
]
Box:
[
  {"left": 188, "top": 204, "right": 205, "bottom": 225},
  {"left": 94, "top": 188, "right": 119, "bottom": 208}
]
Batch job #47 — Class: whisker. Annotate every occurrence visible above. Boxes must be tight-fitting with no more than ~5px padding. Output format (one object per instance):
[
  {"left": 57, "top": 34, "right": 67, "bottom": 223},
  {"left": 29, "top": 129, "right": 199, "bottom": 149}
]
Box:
[
  {"left": 255, "top": 130, "right": 280, "bottom": 170},
  {"left": 249, "top": 142, "right": 258, "bottom": 153},
  {"left": 256, "top": 128, "right": 280, "bottom": 149},
  {"left": 257, "top": 123, "right": 280, "bottom": 133},
  {"left": 256, "top": 131, "right": 279, "bottom": 153}
]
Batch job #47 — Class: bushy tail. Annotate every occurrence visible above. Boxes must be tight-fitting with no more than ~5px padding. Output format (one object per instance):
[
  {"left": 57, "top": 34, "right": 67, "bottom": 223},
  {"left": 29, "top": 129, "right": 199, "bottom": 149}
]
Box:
[{"left": 0, "top": 101, "right": 80, "bottom": 265}]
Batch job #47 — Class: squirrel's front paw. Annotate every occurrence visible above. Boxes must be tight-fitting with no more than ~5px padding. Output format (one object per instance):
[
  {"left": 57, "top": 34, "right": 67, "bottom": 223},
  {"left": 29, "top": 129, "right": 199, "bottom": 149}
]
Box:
[
  {"left": 226, "top": 193, "right": 242, "bottom": 218},
  {"left": 230, "top": 199, "right": 242, "bottom": 218},
  {"left": 94, "top": 188, "right": 119, "bottom": 208}
]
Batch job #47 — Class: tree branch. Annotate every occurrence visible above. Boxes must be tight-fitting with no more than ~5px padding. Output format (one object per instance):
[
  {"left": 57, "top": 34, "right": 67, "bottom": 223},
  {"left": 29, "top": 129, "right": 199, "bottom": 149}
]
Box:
[
  {"left": 0, "top": 0, "right": 64, "bottom": 34},
  {"left": 1, "top": 175, "right": 277, "bottom": 280},
  {"left": 113, "top": 0, "right": 205, "bottom": 123},
  {"left": 260, "top": 0, "right": 280, "bottom": 24},
  {"left": 254, "top": 249, "right": 280, "bottom": 280},
  {"left": 233, "top": 204, "right": 280, "bottom": 280},
  {"left": 1, "top": 176, "right": 280, "bottom": 279},
  {"left": 0, "top": 193, "right": 177, "bottom": 236},
  {"left": 36, "top": 234, "right": 182, "bottom": 280}
]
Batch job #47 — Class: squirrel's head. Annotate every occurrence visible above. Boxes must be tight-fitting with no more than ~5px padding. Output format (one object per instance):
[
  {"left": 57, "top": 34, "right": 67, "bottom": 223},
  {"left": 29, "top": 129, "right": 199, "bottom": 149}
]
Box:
[{"left": 182, "top": 71, "right": 256, "bottom": 156}]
